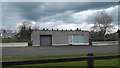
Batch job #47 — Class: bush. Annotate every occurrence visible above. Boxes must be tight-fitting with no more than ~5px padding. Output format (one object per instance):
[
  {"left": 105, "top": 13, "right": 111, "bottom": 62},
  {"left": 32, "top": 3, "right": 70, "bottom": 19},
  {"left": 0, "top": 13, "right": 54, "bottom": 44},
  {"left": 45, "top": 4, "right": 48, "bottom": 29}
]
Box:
[
  {"left": 2, "top": 39, "right": 29, "bottom": 43},
  {"left": 92, "top": 36, "right": 118, "bottom": 41},
  {"left": 28, "top": 40, "right": 32, "bottom": 46}
]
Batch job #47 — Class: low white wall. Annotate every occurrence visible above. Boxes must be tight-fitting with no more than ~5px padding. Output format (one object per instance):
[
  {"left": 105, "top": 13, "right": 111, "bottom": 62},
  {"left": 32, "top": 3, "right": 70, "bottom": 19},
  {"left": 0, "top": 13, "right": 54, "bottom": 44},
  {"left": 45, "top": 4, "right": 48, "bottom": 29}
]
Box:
[
  {"left": 92, "top": 41, "right": 118, "bottom": 45},
  {"left": 0, "top": 42, "right": 28, "bottom": 47}
]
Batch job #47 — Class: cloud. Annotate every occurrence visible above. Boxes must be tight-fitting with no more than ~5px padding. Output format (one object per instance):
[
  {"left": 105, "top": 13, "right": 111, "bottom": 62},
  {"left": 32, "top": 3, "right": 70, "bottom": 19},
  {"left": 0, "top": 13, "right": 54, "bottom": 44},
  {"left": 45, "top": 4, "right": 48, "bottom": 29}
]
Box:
[
  {"left": 2, "top": 2, "right": 118, "bottom": 30},
  {"left": 72, "top": 5, "right": 118, "bottom": 24},
  {"left": 40, "top": 5, "right": 118, "bottom": 31},
  {"left": 105, "top": 6, "right": 118, "bottom": 25},
  {"left": 36, "top": 21, "right": 66, "bottom": 30},
  {"left": 39, "top": 10, "right": 75, "bottom": 23},
  {"left": 57, "top": 23, "right": 94, "bottom": 30},
  {"left": 2, "top": 0, "right": 120, "bottom": 2},
  {"left": 0, "top": 2, "right": 2, "bottom": 29},
  {"left": 3, "top": 2, "right": 117, "bottom": 21},
  {"left": 9, "top": 2, "right": 43, "bottom": 21}
]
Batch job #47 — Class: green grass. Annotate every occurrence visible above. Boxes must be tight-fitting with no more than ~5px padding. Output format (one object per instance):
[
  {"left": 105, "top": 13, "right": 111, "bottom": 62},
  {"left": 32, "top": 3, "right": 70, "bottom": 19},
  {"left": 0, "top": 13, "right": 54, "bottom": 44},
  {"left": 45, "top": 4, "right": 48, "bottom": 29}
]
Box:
[
  {"left": 2, "top": 52, "right": 119, "bottom": 61},
  {"left": 2, "top": 54, "right": 87, "bottom": 61},
  {"left": 22, "top": 61, "right": 87, "bottom": 66},
  {"left": 2, "top": 59, "right": 119, "bottom": 68},
  {"left": 20, "top": 58, "right": 119, "bottom": 67},
  {"left": 1, "top": 52, "right": 120, "bottom": 68},
  {"left": 94, "top": 58, "right": 119, "bottom": 66},
  {"left": 1, "top": 39, "right": 28, "bottom": 43}
]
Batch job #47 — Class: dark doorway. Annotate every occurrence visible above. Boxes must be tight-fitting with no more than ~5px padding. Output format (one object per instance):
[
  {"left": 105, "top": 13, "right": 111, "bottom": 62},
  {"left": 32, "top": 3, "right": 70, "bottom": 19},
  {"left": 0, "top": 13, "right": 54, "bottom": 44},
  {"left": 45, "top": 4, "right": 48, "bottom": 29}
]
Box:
[{"left": 40, "top": 35, "right": 52, "bottom": 46}]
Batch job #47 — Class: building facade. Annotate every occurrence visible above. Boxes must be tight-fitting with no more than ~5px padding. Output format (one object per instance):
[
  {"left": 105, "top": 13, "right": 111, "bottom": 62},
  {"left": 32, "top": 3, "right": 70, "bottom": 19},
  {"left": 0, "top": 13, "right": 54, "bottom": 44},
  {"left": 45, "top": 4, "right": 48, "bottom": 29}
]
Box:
[{"left": 31, "top": 30, "right": 89, "bottom": 46}]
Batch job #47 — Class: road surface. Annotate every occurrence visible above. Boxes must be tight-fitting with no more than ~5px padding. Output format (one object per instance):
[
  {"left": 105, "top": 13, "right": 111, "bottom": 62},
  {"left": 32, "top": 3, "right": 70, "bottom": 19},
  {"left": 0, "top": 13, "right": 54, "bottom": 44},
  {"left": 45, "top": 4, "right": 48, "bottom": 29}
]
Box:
[{"left": 2, "top": 45, "right": 119, "bottom": 57}]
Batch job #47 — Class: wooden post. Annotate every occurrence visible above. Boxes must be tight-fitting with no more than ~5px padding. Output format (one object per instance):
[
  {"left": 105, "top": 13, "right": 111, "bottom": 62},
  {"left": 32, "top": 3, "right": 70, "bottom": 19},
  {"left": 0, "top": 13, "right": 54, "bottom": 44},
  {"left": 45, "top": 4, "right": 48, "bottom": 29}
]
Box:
[
  {"left": 87, "top": 53, "right": 94, "bottom": 68},
  {"left": 117, "top": 29, "right": 120, "bottom": 46},
  {"left": 89, "top": 38, "right": 92, "bottom": 45}
]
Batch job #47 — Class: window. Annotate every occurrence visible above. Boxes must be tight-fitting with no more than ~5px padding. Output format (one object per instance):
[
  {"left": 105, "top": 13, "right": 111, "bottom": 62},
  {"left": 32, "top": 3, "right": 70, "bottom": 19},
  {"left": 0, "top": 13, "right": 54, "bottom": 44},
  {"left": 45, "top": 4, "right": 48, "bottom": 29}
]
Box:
[{"left": 68, "top": 35, "right": 85, "bottom": 44}]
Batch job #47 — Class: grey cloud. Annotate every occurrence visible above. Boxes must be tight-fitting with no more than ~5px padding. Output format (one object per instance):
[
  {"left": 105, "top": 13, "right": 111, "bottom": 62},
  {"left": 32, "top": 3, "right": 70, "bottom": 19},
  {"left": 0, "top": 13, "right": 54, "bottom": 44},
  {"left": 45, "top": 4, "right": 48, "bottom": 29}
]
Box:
[
  {"left": 9, "top": 2, "right": 43, "bottom": 21},
  {"left": 2, "top": 0, "right": 120, "bottom": 2},
  {"left": 4, "top": 2, "right": 117, "bottom": 21},
  {"left": 2, "top": 2, "right": 118, "bottom": 30},
  {"left": 0, "top": 2, "right": 2, "bottom": 29},
  {"left": 40, "top": 10, "right": 75, "bottom": 23},
  {"left": 2, "top": 2, "right": 23, "bottom": 29},
  {"left": 41, "top": 2, "right": 117, "bottom": 13}
]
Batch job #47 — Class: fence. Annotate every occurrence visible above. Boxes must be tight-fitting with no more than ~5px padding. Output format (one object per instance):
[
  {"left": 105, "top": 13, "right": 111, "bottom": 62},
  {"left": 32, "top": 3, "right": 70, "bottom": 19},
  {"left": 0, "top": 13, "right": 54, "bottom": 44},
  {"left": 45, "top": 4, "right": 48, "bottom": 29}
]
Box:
[{"left": 1, "top": 53, "right": 120, "bottom": 68}]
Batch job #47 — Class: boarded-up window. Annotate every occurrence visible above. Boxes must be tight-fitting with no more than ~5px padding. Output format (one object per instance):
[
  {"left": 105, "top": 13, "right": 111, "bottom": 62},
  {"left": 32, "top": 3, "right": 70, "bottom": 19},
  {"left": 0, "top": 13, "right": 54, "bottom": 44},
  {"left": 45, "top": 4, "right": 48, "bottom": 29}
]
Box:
[{"left": 68, "top": 35, "right": 85, "bottom": 44}]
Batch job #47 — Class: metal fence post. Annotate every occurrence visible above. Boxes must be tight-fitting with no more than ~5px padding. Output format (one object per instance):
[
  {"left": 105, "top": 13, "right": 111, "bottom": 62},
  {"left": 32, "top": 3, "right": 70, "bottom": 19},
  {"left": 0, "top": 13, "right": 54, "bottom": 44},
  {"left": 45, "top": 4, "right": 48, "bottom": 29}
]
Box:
[{"left": 87, "top": 53, "right": 94, "bottom": 68}]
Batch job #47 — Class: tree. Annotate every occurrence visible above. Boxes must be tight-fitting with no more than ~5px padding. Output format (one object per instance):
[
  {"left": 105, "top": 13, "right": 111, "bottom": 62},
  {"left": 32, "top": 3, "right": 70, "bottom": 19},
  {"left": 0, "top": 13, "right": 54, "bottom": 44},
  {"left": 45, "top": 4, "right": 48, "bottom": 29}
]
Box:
[
  {"left": 19, "top": 21, "right": 32, "bottom": 30},
  {"left": 2, "top": 29, "right": 7, "bottom": 33},
  {"left": 117, "top": 29, "right": 120, "bottom": 34},
  {"left": 117, "top": 29, "right": 120, "bottom": 45},
  {"left": 91, "top": 11, "right": 115, "bottom": 36},
  {"left": 117, "top": 29, "right": 120, "bottom": 37},
  {"left": 19, "top": 21, "right": 33, "bottom": 40}
]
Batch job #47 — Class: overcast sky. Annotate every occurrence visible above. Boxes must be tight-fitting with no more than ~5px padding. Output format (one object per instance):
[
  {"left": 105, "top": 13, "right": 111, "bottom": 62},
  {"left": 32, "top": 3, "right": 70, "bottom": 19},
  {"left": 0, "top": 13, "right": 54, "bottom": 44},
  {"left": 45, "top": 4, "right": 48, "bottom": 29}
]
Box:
[{"left": 1, "top": 2, "right": 118, "bottom": 31}]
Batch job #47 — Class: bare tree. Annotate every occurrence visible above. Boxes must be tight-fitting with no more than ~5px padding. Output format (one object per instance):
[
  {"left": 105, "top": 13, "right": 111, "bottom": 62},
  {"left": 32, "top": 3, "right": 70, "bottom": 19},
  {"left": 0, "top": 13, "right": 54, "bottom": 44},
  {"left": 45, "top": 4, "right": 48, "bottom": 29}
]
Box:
[
  {"left": 19, "top": 21, "right": 33, "bottom": 39},
  {"left": 19, "top": 21, "right": 40, "bottom": 39},
  {"left": 19, "top": 21, "right": 32, "bottom": 30},
  {"left": 91, "top": 11, "right": 115, "bottom": 36}
]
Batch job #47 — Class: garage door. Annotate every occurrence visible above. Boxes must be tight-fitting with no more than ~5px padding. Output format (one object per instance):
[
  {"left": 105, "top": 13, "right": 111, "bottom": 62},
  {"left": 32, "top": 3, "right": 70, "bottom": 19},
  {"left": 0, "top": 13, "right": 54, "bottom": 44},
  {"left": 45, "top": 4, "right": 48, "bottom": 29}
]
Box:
[{"left": 40, "top": 35, "right": 52, "bottom": 46}]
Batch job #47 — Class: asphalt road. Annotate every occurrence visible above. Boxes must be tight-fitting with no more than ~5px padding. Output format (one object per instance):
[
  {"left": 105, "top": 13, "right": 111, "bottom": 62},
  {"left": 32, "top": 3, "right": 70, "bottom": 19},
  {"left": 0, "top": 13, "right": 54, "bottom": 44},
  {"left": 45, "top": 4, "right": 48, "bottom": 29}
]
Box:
[{"left": 2, "top": 45, "right": 119, "bottom": 57}]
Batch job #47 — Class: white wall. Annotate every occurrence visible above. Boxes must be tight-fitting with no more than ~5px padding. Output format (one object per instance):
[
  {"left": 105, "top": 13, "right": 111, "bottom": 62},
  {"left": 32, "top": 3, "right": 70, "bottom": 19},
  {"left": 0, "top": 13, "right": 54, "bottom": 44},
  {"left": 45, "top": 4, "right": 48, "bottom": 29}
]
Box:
[{"left": 0, "top": 42, "right": 28, "bottom": 47}]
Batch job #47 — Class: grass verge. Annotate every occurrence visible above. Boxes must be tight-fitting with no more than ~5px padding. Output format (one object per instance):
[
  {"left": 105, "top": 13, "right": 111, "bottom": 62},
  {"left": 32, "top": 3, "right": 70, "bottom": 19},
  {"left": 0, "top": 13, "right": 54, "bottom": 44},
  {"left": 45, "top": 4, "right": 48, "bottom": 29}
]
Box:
[
  {"left": 1, "top": 52, "right": 120, "bottom": 68},
  {"left": 2, "top": 52, "right": 119, "bottom": 61}
]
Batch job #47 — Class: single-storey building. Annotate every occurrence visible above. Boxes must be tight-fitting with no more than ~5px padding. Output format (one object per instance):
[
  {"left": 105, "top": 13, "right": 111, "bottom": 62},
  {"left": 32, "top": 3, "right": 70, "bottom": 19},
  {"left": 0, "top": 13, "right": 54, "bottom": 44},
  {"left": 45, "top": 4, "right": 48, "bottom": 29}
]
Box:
[{"left": 31, "top": 30, "right": 90, "bottom": 46}]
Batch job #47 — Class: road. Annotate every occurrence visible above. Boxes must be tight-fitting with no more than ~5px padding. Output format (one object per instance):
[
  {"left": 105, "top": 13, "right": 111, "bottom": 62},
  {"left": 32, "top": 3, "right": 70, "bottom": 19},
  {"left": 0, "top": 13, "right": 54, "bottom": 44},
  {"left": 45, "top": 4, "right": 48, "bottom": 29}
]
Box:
[{"left": 2, "top": 45, "right": 119, "bottom": 57}]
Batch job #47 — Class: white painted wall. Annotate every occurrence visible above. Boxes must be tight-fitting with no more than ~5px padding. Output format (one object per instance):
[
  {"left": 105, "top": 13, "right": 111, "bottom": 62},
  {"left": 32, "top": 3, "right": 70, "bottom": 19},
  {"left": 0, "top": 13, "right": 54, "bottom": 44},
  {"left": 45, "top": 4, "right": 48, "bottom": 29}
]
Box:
[
  {"left": 0, "top": 42, "right": 28, "bottom": 47},
  {"left": 92, "top": 41, "right": 118, "bottom": 45}
]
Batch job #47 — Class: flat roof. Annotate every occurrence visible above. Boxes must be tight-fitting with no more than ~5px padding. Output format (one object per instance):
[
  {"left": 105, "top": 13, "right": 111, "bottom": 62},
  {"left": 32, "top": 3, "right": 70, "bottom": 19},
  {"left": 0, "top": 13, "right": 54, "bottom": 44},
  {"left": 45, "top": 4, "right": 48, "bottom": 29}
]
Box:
[{"left": 33, "top": 30, "right": 89, "bottom": 32}]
